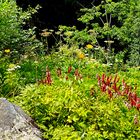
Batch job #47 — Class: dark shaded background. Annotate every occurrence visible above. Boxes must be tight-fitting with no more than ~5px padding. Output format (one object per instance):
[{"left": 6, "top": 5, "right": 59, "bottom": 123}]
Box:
[
  {"left": 16, "top": 0, "right": 124, "bottom": 53},
  {"left": 16, "top": 0, "right": 94, "bottom": 29}
]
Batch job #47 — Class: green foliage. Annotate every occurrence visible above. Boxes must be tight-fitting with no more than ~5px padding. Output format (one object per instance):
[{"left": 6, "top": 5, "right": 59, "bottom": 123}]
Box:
[
  {"left": 0, "top": 0, "right": 44, "bottom": 96},
  {"left": 57, "top": 0, "right": 140, "bottom": 66},
  {"left": 12, "top": 78, "right": 140, "bottom": 139},
  {"left": 0, "top": 0, "right": 42, "bottom": 60},
  {"left": 0, "top": 52, "right": 21, "bottom": 97},
  {"left": 0, "top": 1, "right": 139, "bottom": 138},
  {"left": 9, "top": 51, "right": 140, "bottom": 139}
]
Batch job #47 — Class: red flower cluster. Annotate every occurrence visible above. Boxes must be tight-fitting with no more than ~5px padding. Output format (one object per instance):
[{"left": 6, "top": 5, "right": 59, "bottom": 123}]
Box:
[
  {"left": 45, "top": 67, "right": 52, "bottom": 85},
  {"left": 63, "top": 66, "right": 82, "bottom": 81},
  {"left": 39, "top": 65, "right": 83, "bottom": 85},
  {"left": 38, "top": 66, "right": 52, "bottom": 85},
  {"left": 97, "top": 74, "right": 140, "bottom": 110},
  {"left": 74, "top": 69, "right": 82, "bottom": 80}
]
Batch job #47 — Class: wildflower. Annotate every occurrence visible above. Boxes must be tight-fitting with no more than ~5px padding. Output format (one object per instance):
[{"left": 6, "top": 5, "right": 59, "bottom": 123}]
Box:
[
  {"left": 46, "top": 67, "right": 52, "bottom": 85},
  {"left": 66, "top": 75, "right": 69, "bottom": 80},
  {"left": 74, "top": 69, "right": 82, "bottom": 80},
  {"left": 7, "top": 64, "right": 21, "bottom": 71},
  {"left": 86, "top": 44, "right": 93, "bottom": 49},
  {"left": 68, "top": 66, "right": 72, "bottom": 73},
  {"left": 7, "top": 68, "right": 15, "bottom": 72},
  {"left": 15, "top": 65, "right": 21, "bottom": 69},
  {"left": 4, "top": 49, "right": 10, "bottom": 53},
  {"left": 78, "top": 53, "right": 85, "bottom": 59}
]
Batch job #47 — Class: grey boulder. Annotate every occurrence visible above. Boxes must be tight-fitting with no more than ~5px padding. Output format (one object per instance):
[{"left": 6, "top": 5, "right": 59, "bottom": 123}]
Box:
[{"left": 0, "top": 98, "right": 42, "bottom": 140}]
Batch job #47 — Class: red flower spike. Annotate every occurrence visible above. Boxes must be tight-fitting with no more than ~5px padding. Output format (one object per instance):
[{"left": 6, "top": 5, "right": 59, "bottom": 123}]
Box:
[
  {"left": 74, "top": 69, "right": 79, "bottom": 76},
  {"left": 68, "top": 66, "right": 72, "bottom": 73},
  {"left": 130, "top": 98, "right": 136, "bottom": 107},
  {"left": 112, "top": 83, "right": 118, "bottom": 92},
  {"left": 117, "top": 91, "right": 121, "bottom": 95},
  {"left": 118, "top": 85, "right": 121, "bottom": 90},
  {"left": 133, "top": 93, "right": 137, "bottom": 102},
  {"left": 113, "top": 75, "right": 118, "bottom": 83},
  {"left": 97, "top": 75, "right": 101, "bottom": 86},
  {"left": 136, "top": 104, "right": 140, "bottom": 110},
  {"left": 125, "top": 87, "right": 130, "bottom": 95},
  {"left": 102, "top": 74, "right": 106, "bottom": 83},
  {"left": 101, "top": 84, "right": 106, "bottom": 92},
  {"left": 96, "top": 75, "right": 100, "bottom": 80},
  {"left": 46, "top": 67, "right": 52, "bottom": 85},
  {"left": 97, "top": 74, "right": 140, "bottom": 111},
  {"left": 128, "top": 93, "right": 133, "bottom": 101},
  {"left": 137, "top": 97, "right": 140, "bottom": 102},
  {"left": 106, "top": 77, "right": 111, "bottom": 86},
  {"left": 122, "top": 79, "right": 127, "bottom": 88},
  {"left": 74, "top": 69, "right": 81, "bottom": 80},
  {"left": 108, "top": 89, "right": 113, "bottom": 98},
  {"left": 109, "top": 75, "right": 112, "bottom": 81},
  {"left": 66, "top": 75, "right": 69, "bottom": 80}
]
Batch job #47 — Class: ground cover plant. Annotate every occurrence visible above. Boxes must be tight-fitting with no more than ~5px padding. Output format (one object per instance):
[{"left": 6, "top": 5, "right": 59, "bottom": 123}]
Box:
[
  {"left": 9, "top": 49, "right": 140, "bottom": 139},
  {"left": 1, "top": 44, "right": 140, "bottom": 139}
]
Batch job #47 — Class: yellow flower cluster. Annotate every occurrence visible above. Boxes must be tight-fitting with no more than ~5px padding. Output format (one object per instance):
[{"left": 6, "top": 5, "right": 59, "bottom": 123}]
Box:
[
  {"left": 78, "top": 53, "right": 85, "bottom": 59},
  {"left": 4, "top": 49, "right": 10, "bottom": 53},
  {"left": 86, "top": 44, "right": 93, "bottom": 49}
]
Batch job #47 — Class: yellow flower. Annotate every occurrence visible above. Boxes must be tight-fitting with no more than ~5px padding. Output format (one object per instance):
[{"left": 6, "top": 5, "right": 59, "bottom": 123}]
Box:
[
  {"left": 78, "top": 53, "right": 85, "bottom": 59},
  {"left": 5, "top": 49, "right": 10, "bottom": 53},
  {"left": 86, "top": 44, "right": 93, "bottom": 49}
]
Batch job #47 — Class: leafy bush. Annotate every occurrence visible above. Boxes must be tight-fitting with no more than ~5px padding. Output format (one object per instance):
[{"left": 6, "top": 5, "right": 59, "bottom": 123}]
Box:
[
  {"left": 12, "top": 62, "right": 140, "bottom": 139},
  {"left": 0, "top": 0, "right": 42, "bottom": 60},
  {"left": 0, "top": 52, "right": 21, "bottom": 97},
  {"left": 56, "top": 0, "right": 140, "bottom": 66}
]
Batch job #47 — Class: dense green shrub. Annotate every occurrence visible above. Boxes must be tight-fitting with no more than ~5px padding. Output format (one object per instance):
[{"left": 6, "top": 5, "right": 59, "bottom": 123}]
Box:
[
  {"left": 11, "top": 55, "right": 140, "bottom": 139},
  {"left": 0, "top": 53, "right": 21, "bottom": 97},
  {"left": 0, "top": 0, "right": 43, "bottom": 96},
  {"left": 0, "top": 0, "right": 42, "bottom": 60},
  {"left": 12, "top": 79, "right": 140, "bottom": 139}
]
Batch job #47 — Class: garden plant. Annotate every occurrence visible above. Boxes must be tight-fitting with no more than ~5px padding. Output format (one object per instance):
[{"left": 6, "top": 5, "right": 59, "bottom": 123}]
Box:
[{"left": 0, "top": 0, "right": 140, "bottom": 139}]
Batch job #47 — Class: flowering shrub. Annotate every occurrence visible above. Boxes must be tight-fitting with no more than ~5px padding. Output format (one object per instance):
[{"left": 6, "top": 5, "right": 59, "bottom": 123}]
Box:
[
  {"left": 0, "top": 51, "right": 22, "bottom": 97},
  {"left": 0, "top": 0, "right": 42, "bottom": 61},
  {"left": 11, "top": 60, "right": 140, "bottom": 139},
  {"left": 38, "top": 65, "right": 83, "bottom": 85},
  {"left": 13, "top": 79, "right": 140, "bottom": 139},
  {"left": 97, "top": 74, "right": 140, "bottom": 111}
]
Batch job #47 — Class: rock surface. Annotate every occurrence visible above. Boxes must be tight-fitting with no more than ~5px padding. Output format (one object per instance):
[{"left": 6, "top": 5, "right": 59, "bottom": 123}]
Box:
[{"left": 0, "top": 98, "right": 42, "bottom": 140}]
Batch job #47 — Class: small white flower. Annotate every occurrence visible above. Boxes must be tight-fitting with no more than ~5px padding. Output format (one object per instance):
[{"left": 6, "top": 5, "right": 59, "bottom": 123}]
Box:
[
  {"left": 15, "top": 65, "right": 21, "bottom": 69},
  {"left": 7, "top": 68, "right": 15, "bottom": 71}
]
